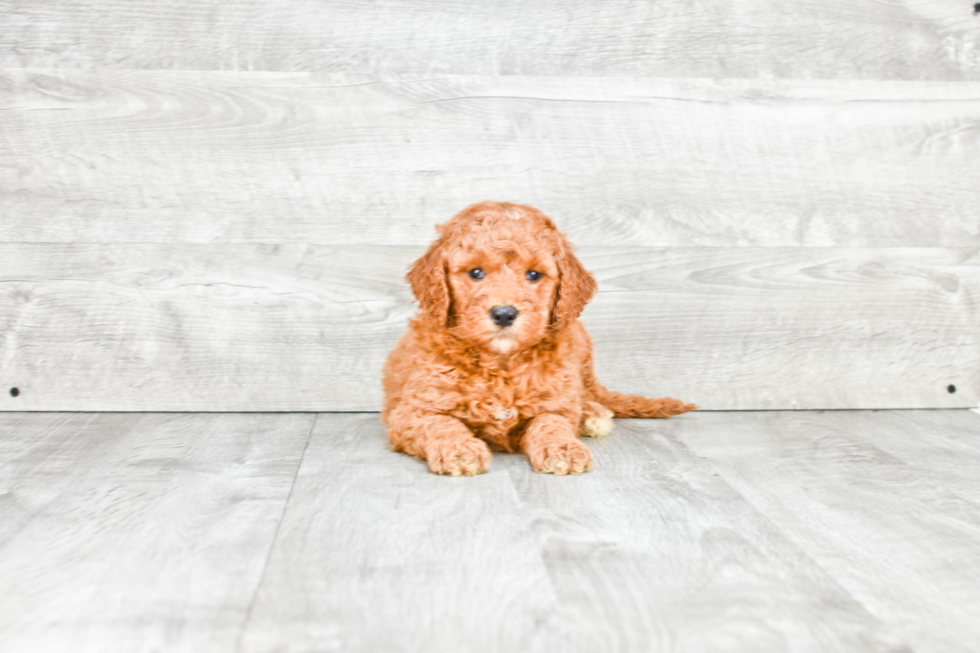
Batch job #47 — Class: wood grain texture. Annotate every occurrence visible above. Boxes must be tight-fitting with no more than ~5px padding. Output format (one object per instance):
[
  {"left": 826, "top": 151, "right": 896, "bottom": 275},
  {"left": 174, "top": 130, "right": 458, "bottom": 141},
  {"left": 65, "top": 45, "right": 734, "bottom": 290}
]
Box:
[
  {"left": 0, "top": 413, "right": 143, "bottom": 547},
  {"left": 2, "top": 70, "right": 979, "bottom": 247},
  {"left": 3, "top": 410, "right": 979, "bottom": 652},
  {"left": 1, "top": 244, "right": 976, "bottom": 411},
  {"left": 1, "top": 1, "right": 978, "bottom": 79},
  {"left": 585, "top": 247, "right": 980, "bottom": 411},
  {"left": 0, "top": 412, "right": 314, "bottom": 653},
  {"left": 814, "top": 410, "right": 980, "bottom": 503},
  {"left": 239, "top": 413, "right": 558, "bottom": 653},
  {"left": 680, "top": 410, "right": 980, "bottom": 653},
  {"left": 239, "top": 413, "right": 900, "bottom": 653}
]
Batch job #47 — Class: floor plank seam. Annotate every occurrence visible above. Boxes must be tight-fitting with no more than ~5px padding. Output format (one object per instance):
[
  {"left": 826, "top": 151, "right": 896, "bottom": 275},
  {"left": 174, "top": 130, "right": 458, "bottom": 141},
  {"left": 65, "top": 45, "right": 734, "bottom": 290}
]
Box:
[{"left": 232, "top": 412, "right": 318, "bottom": 653}]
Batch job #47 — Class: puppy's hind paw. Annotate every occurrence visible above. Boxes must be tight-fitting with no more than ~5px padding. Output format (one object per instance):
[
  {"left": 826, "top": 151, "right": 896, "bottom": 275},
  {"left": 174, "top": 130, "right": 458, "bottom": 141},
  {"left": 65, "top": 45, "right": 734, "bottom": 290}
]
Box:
[
  {"left": 581, "top": 415, "right": 613, "bottom": 438},
  {"left": 580, "top": 401, "right": 614, "bottom": 437}
]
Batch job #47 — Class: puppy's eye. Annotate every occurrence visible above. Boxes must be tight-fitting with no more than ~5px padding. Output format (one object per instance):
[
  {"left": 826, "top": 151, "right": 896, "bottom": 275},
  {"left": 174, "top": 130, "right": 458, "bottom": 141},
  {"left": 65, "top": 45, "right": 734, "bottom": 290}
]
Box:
[
  {"left": 468, "top": 268, "right": 485, "bottom": 280},
  {"left": 525, "top": 270, "right": 542, "bottom": 282}
]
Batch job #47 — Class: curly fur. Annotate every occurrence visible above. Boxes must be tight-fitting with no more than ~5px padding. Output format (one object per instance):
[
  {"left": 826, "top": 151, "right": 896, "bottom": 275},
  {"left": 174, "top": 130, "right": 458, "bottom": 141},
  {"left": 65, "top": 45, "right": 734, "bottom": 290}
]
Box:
[{"left": 382, "top": 201, "right": 696, "bottom": 476}]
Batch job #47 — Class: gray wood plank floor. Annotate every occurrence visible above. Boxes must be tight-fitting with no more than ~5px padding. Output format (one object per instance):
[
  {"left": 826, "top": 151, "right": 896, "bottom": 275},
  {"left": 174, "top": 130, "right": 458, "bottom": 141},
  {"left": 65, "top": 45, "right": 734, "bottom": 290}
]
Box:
[{"left": 1, "top": 410, "right": 978, "bottom": 653}]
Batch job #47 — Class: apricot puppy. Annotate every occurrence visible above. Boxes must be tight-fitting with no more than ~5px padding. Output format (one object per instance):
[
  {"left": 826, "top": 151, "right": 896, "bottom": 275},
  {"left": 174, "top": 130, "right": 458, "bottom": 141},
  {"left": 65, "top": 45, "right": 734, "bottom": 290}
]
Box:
[{"left": 382, "top": 201, "right": 696, "bottom": 476}]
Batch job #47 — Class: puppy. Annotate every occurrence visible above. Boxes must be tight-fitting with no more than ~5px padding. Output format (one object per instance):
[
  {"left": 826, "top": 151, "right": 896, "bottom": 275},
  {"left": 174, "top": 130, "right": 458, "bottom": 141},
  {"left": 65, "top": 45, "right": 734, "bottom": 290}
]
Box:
[{"left": 382, "top": 201, "right": 696, "bottom": 476}]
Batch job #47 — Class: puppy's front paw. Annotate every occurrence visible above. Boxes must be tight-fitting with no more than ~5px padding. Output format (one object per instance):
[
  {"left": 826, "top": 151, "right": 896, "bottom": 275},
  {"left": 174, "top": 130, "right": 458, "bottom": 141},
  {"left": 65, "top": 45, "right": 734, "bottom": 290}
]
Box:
[
  {"left": 527, "top": 438, "right": 593, "bottom": 475},
  {"left": 425, "top": 437, "right": 492, "bottom": 477}
]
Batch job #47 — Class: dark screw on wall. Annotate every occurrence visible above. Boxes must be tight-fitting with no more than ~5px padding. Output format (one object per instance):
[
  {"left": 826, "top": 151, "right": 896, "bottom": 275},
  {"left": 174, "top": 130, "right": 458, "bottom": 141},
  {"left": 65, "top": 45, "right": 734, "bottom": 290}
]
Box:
[
  {"left": 948, "top": 385, "right": 957, "bottom": 394},
  {"left": 9, "top": 387, "right": 19, "bottom": 397}
]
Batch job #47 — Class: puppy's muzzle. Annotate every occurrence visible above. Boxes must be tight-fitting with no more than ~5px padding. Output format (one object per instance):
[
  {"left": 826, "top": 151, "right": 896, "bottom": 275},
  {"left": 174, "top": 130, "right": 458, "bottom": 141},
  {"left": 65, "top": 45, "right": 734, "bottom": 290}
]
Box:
[{"left": 490, "top": 305, "right": 519, "bottom": 328}]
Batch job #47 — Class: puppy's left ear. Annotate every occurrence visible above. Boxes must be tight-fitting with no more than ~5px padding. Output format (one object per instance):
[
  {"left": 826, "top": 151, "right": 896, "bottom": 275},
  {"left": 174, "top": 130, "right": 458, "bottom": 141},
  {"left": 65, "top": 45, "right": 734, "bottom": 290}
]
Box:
[
  {"left": 407, "top": 239, "right": 451, "bottom": 326},
  {"left": 552, "top": 245, "right": 597, "bottom": 330}
]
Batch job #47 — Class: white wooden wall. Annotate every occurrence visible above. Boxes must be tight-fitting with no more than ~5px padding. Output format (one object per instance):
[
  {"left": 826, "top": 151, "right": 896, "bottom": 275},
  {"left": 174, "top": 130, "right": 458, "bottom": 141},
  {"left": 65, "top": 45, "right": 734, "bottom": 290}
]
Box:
[{"left": 1, "top": 1, "right": 978, "bottom": 411}]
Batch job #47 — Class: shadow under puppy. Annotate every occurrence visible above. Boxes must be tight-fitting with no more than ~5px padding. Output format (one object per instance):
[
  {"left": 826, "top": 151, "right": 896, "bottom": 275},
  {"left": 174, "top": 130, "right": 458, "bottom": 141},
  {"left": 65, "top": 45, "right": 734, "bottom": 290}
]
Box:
[{"left": 383, "top": 201, "right": 696, "bottom": 476}]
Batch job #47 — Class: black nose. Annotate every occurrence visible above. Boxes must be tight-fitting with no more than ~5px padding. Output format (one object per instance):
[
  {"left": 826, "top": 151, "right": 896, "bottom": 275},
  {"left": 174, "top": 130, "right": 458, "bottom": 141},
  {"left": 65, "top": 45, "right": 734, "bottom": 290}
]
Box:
[{"left": 490, "top": 305, "right": 519, "bottom": 327}]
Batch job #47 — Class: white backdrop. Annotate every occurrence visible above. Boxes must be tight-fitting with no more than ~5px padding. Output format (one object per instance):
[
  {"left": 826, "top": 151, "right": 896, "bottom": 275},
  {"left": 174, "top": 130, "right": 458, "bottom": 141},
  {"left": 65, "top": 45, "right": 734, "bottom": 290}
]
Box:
[{"left": 1, "top": 2, "right": 978, "bottom": 410}]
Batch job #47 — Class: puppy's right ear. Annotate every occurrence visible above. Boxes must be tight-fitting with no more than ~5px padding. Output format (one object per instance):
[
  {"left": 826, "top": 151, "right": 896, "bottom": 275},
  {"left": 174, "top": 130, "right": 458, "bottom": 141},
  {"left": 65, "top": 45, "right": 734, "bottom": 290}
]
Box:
[{"left": 407, "top": 239, "right": 450, "bottom": 326}]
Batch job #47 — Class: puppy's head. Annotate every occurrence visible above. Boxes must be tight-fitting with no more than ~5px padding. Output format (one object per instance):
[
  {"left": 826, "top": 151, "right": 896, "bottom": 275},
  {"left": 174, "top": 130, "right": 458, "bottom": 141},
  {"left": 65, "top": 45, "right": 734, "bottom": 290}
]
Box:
[{"left": 408, "top": 201, "right": 596, "bottom": 353}]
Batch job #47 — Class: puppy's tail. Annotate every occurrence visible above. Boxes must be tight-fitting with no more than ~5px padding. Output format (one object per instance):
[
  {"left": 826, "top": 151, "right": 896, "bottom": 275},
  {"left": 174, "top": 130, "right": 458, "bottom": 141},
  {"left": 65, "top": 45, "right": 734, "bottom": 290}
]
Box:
[{"left": 589, "top": 382, "right": 697, "bottom": 419}]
